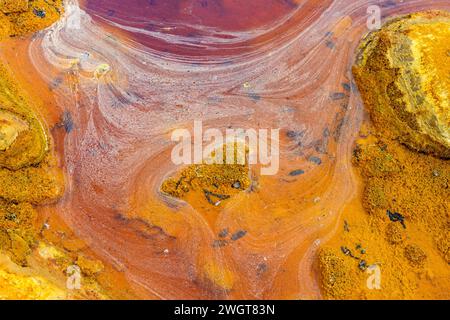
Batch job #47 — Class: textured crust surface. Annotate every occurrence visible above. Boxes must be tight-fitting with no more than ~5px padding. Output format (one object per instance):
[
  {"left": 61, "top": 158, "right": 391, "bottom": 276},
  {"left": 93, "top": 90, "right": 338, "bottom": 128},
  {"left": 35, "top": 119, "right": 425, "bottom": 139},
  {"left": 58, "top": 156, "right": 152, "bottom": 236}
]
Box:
[{"left": 353, "top": 11, "right": 450, "bottom": 158}]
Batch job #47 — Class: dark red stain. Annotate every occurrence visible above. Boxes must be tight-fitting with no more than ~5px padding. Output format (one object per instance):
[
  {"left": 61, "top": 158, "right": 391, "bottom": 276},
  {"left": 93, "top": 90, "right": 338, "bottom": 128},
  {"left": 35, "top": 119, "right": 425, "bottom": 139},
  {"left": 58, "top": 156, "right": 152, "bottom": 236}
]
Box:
[{"left": 82, "top": 0, "right": 329, "bottom": 57}]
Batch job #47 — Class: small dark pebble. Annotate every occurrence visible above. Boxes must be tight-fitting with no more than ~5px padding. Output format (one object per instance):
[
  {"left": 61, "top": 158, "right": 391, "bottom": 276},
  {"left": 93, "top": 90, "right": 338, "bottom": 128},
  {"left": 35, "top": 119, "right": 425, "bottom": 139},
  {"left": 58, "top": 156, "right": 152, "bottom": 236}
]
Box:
[
  {"left": 232, "top": 181, "right": 241, "bottom": 189},
  {"left": 326, "top": 40, "right": 335, "bottom": 49},
  {"left": 330, "top": 92, "right": 346, "bottom": 100},
  {"left": 33, "top": 8, "right": 46, "bottom": 18},
  {"left": 342, "top": 83, "right": 351, "bottom": 92},
  {"left": 231, "top": 230, "right": 247, "bottom": 241},
  {"left": 308, "top": 156, "right": 322, "bottom": 165},
  {"left": 218, "top": 228, "right": 229, "bottom": 238},
  {"left": 387, "top": 210, "right": 406, "bottom": 229},
  {"left": 344, "top": 220, "right": 350, "bottom": 232},
  {"left": 289, "top": 169, "right": 305, "bottom": 177},
  {"left": 341, "top": 246, "right": 352, "bottom": 256},
  {"left": 358, "top": 260, "right": 368, "bottom": 271}
]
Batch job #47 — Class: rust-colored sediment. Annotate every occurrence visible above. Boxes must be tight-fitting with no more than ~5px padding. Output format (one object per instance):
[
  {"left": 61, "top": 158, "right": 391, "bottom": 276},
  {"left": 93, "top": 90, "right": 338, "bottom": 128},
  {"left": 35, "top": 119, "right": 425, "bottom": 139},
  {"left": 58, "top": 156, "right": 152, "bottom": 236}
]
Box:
[{"left": 319, "top": 11, "right": 449, "bottom": 299}]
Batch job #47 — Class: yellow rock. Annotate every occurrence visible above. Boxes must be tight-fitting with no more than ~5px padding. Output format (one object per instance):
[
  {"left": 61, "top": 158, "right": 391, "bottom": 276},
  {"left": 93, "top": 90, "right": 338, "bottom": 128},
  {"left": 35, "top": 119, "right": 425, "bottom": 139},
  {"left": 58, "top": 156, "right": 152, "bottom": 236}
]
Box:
[
  {"left": 0, "top": 268, "right": 66, "bottom": 299},
  {"left": 0, "top": 110, "right": 29, "bottom": 151},
  {"left": 353, "top": 11, "right": 450, "bottom": 158},
  {"left": 0, "top": 63, "right": 49, "bottom": 170}
]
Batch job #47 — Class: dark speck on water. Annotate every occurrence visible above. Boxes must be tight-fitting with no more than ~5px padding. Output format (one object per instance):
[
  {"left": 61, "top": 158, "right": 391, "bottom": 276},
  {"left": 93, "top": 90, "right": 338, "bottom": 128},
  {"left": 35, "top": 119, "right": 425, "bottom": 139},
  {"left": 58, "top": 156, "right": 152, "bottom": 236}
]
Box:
[
  {"left": 358, "top": 260, "right": 367, "bottom": 271},
  {"left": 286, "top": 130, "right": 304, "bottom": 139},
  {"left": 381, "top": 0, "right": 397, "bottom": 8},
  {"left": 256, "top": 263, "right": 268, "bottom": 275},
  {"left": 218, "top": 228, "right": 229, "bottom": 238},
  {"left": 231, "top": 230, "right": 247, "bottom": 241},
  {"left": 248, "top": 93, "right": 261, "bottom": 102},
  {"left": 62, "top": 111, "right": 74, "bottom": 133},
  {"left": 342, "top": 83, "right": 351, "bottom": 92},
  {"left": 50, "top": 77, "right": 63, "bottom": 90},
  {"left": 309, "top": 156, "right": 322, "bottom": 165},
  {"left": 289, "top": 169, "right": 305, "bottom": 176},
  {"left": 326, "top": 40, "right": 335, "bottom": 49},
  {"left": 330, "top": 92, "right": 346, "bottom": 100}
]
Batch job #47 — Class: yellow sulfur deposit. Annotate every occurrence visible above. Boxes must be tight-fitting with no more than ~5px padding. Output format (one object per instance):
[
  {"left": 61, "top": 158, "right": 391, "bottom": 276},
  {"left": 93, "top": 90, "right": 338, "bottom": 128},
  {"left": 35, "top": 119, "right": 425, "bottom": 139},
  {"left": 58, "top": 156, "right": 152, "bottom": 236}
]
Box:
[
  {"left": 0, "top": 63, "right": 50, "bottom": 170},
  {"left": 319, "top": 11, "right": 450, "bottom": 300},
  {"left": 353, "top": 11, "right": 450, "bottom": 158},
  {"left": 161, "top": 143, "right": 251, "bottom": 205},
  {"left": 0, "top": 268, "right": 66, "bottom": 299}
]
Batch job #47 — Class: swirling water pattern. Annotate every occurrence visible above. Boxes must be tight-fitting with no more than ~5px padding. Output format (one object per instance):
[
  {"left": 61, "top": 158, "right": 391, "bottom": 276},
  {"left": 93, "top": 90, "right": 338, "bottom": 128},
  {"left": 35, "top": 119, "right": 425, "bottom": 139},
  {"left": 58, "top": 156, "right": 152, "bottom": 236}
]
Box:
[{"left": 27, "top": 0, "right": 450, "bottom": 299}]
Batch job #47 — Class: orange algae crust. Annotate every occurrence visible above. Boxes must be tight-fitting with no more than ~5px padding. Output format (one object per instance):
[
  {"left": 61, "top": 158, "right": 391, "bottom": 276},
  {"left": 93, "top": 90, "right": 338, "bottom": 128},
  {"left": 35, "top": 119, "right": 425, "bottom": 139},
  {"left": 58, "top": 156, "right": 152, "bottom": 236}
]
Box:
[
  {"left": 319, "top": 11, "right": 450, "bottom": 300},
  {"left": 0, "top": 0, "right": 63, "bottom": 39},
  {"left": 353, "top": 10, "right": 450, "bottom": 158}
]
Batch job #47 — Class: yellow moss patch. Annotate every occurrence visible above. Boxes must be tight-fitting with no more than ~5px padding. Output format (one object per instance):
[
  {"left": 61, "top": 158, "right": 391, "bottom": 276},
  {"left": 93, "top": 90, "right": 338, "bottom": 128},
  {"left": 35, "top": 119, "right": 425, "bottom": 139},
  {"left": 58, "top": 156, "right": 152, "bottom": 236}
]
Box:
[
  {"left": 0, "top": 159, "right": 64, "bottom": 204},
  {"left": 161, "top": 143, "right": 251, "bottom": 206},
  {"left": 318, "top": 248, "right": 364, "bottom": 300},
  {"left": 0, "top": 199, "right": 37, "bottom": 265}
]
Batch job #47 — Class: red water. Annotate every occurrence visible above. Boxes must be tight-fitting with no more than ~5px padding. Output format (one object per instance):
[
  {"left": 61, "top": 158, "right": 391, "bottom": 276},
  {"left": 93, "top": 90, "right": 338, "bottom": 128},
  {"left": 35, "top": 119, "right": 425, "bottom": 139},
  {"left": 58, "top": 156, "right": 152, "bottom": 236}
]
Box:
[{"left": 83, "top": 0, "right": 331, "bottom": 56}]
